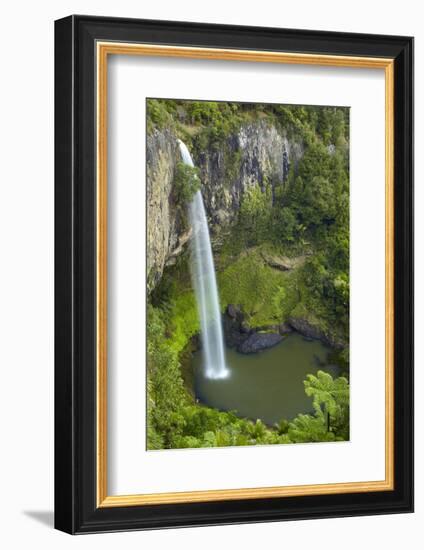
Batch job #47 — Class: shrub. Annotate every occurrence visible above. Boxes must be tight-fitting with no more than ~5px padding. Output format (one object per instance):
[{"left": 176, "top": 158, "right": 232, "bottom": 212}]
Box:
[{"left": 173, "top": 162, "right": 200, "bottom": 203}]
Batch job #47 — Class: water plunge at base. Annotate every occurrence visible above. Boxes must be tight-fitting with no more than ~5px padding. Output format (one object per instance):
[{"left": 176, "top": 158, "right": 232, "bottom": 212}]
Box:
[{"left": 177, "top": 140, "right": 229, "bottom": 380}]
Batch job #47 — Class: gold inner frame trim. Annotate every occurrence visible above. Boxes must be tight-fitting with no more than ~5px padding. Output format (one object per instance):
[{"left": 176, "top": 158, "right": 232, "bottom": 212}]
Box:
[{"left": 96, "top": 42, "right": 395, "bottom": 508}]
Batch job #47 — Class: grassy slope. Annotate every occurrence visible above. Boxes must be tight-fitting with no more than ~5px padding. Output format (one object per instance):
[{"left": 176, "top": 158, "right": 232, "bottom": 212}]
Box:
[{"left": 160, "top": 242, "right": 333, "bottom": 355}]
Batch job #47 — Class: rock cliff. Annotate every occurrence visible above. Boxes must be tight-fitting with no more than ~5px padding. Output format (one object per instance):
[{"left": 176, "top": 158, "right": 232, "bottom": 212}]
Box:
[
  {"left": 146, "top": 129, "right": 181, "bottom": 292},
  {"left": 146, "top": 122, "right": 303, "bottom": 291}
]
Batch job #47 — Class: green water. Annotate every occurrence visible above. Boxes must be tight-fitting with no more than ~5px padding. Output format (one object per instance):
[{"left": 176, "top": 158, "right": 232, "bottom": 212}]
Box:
[{"left": 193, "top": 333, "right": 340, "bottom": 425}]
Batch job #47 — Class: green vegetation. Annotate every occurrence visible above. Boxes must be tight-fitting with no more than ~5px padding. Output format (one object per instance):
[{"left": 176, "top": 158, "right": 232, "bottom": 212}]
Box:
[
  {"left": 147, "top": 99, "right": 350, "bottom": 450},
  {"left": 146, "top": 305, "right": 188, "bottom": 449},
  {"left": 218, "top": 250, "right": 299, "bottom": 326},
  {"left": 147, "top": 99, "right": 349, "bottom": 151},
  {"left": 288, "top": 371, "right": 349, "bottom": 443},
  {"left": 174, "top": 162, "right": 200, "bottom": 203}
]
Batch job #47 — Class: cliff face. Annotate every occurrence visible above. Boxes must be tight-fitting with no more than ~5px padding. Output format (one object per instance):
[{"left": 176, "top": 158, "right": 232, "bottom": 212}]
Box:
[
  {"left": 146, "top": 129, "right": 179, "bottom": 292},
  {"left": 196, "top": 121, "right": 303, "bottom": 229},
  {"left": 146, "top": 122, "right": 303, "bottom": 291}
]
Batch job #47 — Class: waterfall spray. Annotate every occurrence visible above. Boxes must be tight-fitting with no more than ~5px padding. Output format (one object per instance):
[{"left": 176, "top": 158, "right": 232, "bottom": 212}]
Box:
[{"left": 177, "top": 139, "right": 229, "bottom": 380}]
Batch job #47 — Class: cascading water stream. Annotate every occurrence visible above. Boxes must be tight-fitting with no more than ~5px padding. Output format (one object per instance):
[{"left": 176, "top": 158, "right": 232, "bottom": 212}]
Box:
[{"left": 177, "top": 139, "right": 229, "bottom": 380}]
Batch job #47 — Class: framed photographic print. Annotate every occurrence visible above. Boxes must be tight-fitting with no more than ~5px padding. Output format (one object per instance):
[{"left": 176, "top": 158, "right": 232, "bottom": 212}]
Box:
[{"left": 54, "top": 15, "right": 414, "bottom": 533}]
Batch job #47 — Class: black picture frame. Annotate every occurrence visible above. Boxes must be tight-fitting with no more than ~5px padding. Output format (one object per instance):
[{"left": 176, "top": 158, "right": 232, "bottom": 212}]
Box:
[{"left": 55, "top": 14, "right": 414, "bottom": 534}]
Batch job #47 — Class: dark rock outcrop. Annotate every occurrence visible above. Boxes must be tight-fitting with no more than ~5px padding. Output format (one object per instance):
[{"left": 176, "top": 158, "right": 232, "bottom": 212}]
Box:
[
  {"left": 223, "top": 306, "right": 346, "bottom": 356},
  {"left": 278, "top": 322, "right": 293, "bottom": 335},
  {"left": 223, "top": 304, "right": 285, "bottom": 354},
  {"left": 226, "top": 304, "right": 240, "bottom": 320},
  {"left": 223, "top": 305, "right": 252, "bottom": 349},
  {"left": 260, "top": 251, "right": 309, "bottom": 271},
  {"left": 237, "top": 332, "right": 284, "bottom": 354},
  {"left": 288, "top": 317, "right": 345, "bottom": 350}
]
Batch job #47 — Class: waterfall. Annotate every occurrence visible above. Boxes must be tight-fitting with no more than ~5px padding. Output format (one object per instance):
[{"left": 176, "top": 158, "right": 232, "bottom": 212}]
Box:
[{"left": 177, "top": 140, "right": 229, "bottom": 380}]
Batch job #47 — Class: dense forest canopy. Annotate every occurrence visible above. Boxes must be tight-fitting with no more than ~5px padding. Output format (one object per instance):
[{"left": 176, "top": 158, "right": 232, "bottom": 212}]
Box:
[{"left": 146, "top": 99, "right": 350, "bottom": 450}]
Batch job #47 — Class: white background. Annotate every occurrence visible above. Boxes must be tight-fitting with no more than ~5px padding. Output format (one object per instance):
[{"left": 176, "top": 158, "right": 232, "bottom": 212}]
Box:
[
  {"left": 0, "top": 0, "right": 421, "bottom": 548},
  {"left": 108, "top": 57, "right": 386, "bottom": 495}
]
